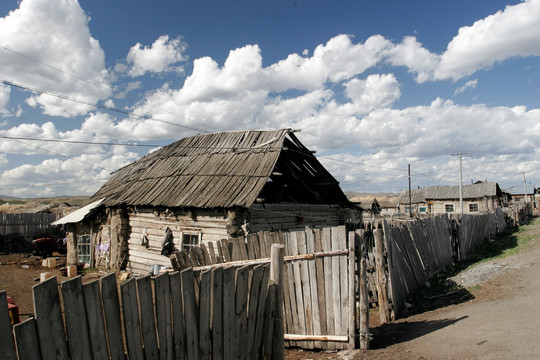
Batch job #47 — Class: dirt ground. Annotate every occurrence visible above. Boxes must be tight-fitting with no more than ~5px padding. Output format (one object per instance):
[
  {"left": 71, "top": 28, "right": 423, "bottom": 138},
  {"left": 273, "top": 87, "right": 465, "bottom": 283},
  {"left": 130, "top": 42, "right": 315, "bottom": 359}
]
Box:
[{"left": 1, "top": 218, "right": 539, "bottom": 359}]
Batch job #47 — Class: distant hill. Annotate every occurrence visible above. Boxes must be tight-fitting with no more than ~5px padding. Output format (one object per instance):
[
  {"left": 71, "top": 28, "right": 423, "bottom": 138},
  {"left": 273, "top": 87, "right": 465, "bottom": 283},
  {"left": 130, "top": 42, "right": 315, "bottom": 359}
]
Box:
[
  {"left": 345, "top": 191, "right": 400, "bottom": 199},
  {"left": 0, "top": 196, "right": 89, "bottom": 214}
]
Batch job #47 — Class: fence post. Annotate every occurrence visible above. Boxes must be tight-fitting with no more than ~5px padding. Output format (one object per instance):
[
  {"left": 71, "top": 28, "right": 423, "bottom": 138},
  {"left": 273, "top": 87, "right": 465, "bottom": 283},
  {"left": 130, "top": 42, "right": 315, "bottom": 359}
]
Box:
[
  {"left": 358, "top": 232, "right": 370, "bottom": 350},
  {"left": 270, "top": 244, "right": 285, "bottom": 360},
  {"left": 348, "top": 231, "right": 356, "bottom": 350},
  {"left": 374, "top": 229, "right": 391, "bottom": 324}
]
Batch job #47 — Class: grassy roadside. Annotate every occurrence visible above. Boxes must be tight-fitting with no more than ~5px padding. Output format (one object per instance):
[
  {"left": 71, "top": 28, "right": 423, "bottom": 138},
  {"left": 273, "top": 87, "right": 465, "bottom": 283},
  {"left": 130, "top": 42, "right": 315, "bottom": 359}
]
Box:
[{"left": 406, "top": 216, "right": 539, "bottom": 314}]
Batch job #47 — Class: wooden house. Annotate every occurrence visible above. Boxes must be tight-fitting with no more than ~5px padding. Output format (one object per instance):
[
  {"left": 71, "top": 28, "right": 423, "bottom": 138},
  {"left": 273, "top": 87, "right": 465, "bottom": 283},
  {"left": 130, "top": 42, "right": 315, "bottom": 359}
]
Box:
[
  {"left": 53, "top": 129, "right": 358, "bottom": 274},
  {"left": 397, "top": 182, "right": 507, "bottom": 215}
]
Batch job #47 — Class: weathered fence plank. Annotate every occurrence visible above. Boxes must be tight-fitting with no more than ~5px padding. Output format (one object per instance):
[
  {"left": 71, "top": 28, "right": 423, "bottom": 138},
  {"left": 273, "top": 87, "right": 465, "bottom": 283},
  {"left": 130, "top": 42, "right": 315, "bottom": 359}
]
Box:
[
  {"left": 211, "top": 268, "right": 223, "bottom": 360},
  {"left": 234, "top": 266, "right": 249, "bottom": 360},
  {"left": 121, "top": 277, "right": 144, "bottom": 360},
  {"left": 100, "top": 273, "right": 125, "bottom": 360},
  {"left": 198, "top": 270, "right": 212, "bottom": 360},
  {"left": 222, "top": 266, "right": 235, "bottom": 360},
  {"left": 170, "top": 271, "right": 186, "bottom": 360},
  {"left": 62, "top": 276, "right": 93, "bottom": 360},
  {"left": 155, "top": 273, "right": 174, "bottom": 360},
  {"left": 33, "top": 276, "right": 69, "bottom": 360},
  {"left": 136, "top": 276, "right": 159, "bottom": 360},
  {"left": 12, "top": 318, "right": 40, "bottom": 360},
  {"left": 246, "top": 265, "right": 264, "bottom": 359},
  {"left": 181, "top": 268, "right": 200, "bottom": 360},
  {"left": 0, "top": 291, "right": 17, "bottom": 360},
  {"left": 321, "top": 227, "right": 335, "bottom": 350},
  {"left": 82, "top": 279, "right": 109, "bottom": 360}
]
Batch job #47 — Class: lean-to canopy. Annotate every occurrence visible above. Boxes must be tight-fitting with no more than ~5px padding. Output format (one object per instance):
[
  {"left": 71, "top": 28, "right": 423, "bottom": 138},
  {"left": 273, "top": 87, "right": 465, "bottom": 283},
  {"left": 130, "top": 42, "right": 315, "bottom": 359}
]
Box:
[{"left": 89, "top": 129, "right": 349, "bottom": 209}]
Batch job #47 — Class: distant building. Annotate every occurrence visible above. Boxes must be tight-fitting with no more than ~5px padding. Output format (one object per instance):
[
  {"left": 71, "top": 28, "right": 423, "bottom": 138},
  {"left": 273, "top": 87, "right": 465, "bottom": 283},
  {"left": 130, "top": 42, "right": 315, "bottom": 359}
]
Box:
[{"left": 397, "top": 181, "right": 509, "bottom": 215}]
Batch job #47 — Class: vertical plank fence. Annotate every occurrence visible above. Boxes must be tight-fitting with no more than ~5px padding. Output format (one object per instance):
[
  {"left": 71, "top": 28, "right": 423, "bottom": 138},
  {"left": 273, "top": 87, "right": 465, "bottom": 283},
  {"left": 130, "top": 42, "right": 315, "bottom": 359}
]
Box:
[
  {"left": 377, "top": 210, "right": 509, "bottom": 318},
  {"left": 0, "top": 259, "right": 283, "bottom": 359},
  {"left": 171, "top": 225, "right": 370, "bottom": 351}
]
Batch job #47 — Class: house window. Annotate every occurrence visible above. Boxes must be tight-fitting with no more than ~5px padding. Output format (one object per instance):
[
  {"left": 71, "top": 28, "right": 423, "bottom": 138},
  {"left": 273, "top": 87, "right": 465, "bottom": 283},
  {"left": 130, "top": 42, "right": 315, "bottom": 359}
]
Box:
[
  {"left": 77, "top": 235, "right": 91, "bottom": 264},
  {"left": 445, "top": 204, "right": 454, "bottom": 213},
  {"left": 182, "top": 231, "right": 201, "bottom": 253},
  {"left": 419, "top": 206, "right": 427, "bottom": 213},
  {"left": 469, "top": 203, "right": 479, "bottom": 212}
]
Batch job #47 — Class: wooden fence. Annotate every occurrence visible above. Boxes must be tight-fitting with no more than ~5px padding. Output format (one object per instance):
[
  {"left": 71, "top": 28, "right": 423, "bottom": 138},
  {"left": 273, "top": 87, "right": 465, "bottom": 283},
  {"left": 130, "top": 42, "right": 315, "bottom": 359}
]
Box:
[
  {"left": 171, "top": 225, "right": 369, "bottom": 351},
  {"left": 0, "top": 213, "right": 59, "bottom": 253},
  {"left": 375, "top": 210, "right": 508, "bottom": 319},
  {"left": 0, "top": 250, "right": 285, "bottom": 360}
]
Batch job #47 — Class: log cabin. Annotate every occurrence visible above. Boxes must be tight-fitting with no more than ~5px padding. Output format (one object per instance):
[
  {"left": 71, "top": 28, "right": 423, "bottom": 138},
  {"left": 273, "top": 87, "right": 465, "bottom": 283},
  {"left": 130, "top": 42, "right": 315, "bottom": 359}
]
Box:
[{"left": 53, "top": 129, "right": 359, "bottom": 274}]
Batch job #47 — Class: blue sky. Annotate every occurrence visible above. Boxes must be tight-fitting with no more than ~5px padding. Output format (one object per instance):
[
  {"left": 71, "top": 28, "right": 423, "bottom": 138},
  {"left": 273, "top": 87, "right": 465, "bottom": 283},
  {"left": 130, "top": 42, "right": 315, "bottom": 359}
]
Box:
[{"left": 0, "top": 0, "right": 538, "bottom": 198}]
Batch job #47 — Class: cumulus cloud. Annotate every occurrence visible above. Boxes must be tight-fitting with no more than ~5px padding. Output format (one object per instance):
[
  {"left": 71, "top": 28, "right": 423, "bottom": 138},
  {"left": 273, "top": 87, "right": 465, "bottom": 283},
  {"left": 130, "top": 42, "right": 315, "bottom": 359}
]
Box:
[
  {"left": 384, "top": 36, "right": 439, "bottom": 82},
  {"left": 1, "top": 1, "right": 540, "bottom": 197},
  {"left": 125, "top": 35, "right": 188, "bottom": 77},
  {"left": 0, "top": 0, "right": 111, "bottom": 117},
  {"left": 435, "top": 0, "right": 540, "bottom": 80}
]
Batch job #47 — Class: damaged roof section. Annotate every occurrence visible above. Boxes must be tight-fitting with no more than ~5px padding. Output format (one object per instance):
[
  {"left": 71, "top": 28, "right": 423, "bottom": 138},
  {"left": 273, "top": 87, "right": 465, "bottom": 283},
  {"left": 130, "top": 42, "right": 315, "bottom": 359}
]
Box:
[{"left": 89, "top": 129, "right": 349, "bottom": 209}]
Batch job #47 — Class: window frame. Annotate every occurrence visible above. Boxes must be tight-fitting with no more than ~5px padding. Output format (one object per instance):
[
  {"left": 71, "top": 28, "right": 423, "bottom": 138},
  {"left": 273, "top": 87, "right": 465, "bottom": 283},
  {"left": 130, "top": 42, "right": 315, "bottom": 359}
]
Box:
[
  {"left": 469, "top": 203, "right": 479, "bottom": 212},
  {"left": 181, "top": 229, "right": 201, "bottom": 253},
  {"left": 77, "top": 234, "right": 92, "bottom": 265},
  {"left": 445, "top": 204, "right": 454, "bottom": 213}
]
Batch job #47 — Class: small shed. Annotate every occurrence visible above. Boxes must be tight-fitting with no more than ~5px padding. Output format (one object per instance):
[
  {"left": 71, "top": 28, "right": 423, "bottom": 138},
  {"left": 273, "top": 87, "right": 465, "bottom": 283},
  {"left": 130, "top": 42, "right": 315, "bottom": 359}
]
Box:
[{"left": 54, "top": 129, "right": 359, "bottom": 273}]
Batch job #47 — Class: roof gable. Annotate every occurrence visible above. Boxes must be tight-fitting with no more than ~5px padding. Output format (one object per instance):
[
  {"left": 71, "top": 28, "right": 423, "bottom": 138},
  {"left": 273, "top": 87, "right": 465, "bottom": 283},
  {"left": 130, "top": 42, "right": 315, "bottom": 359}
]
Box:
[{"left": 90, "top": 129, "right": 348, "bottom": 209}]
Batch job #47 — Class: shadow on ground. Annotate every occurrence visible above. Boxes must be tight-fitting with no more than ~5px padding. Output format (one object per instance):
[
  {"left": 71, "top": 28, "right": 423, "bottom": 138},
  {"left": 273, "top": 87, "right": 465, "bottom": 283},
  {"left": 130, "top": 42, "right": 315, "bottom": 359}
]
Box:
[
  {"left": 370, "top": 316, "right": 468, "bottom": 349},
  {"left": 393, "top": 224, "right": 526, "bottom": 318}
]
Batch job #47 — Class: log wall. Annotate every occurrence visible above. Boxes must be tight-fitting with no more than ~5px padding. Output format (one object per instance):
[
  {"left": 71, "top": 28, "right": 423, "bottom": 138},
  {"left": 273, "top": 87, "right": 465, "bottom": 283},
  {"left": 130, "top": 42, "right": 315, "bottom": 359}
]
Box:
[
  {"left": 247, "top": 204, "right": 345, "bottom": 233},
  {"left": 127, "top": 208, "right": 230, "bottom": 275}
]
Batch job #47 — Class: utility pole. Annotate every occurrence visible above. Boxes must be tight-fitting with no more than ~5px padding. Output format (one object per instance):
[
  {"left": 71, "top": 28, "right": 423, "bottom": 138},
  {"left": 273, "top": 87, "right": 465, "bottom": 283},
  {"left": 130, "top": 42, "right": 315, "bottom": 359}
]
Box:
[
  {"left": 451, "top": 152, "right": 470, "bottom": 215},
  {"left": 520, "top": 172, "right": 528, "bottom": 204},
  {"left": 408, "top": 164, "right": 412, "bottom": 217}
]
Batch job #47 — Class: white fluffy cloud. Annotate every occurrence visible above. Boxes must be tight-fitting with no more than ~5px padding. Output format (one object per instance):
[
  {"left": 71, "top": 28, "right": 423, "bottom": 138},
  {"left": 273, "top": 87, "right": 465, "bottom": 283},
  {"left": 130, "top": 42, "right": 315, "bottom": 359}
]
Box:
[
  {"left": 435, "top": 0, "right": 540, "bottom": 80},
  {"left": 126, "top": 35, "right": 188, "bottom": 77},
  {"left": 0, "top": 0, "right": 111, "bottom": 117},
  {"left": 384, "top": 36, "right": 439, "bottom": 83},
  {"left": 1, "top": 0, "right": 540, "bottom": 197}
]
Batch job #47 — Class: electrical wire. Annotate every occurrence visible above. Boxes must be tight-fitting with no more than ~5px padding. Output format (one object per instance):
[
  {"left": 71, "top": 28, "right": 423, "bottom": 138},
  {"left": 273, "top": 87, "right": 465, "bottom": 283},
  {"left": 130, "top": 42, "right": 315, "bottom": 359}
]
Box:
[
  {"left": 10, "top": 138, "right": 113, "bottom": 172},
  {"left": 1, "top": 79, "right": 211, "bottom": 134},
  {"left": 0, "top": 44, "right": 112, "bottom": 93},
  {"left": 0, "top": 44, "right": 217, "bottom": 132},
  {"left": 0, "top": 136, "right": 160, "bottom": 147}
]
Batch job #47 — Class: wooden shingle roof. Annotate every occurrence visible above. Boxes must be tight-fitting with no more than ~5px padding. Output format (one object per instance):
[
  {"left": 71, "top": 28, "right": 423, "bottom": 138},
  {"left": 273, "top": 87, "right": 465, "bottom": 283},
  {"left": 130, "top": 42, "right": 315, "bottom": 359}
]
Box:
[{"left": 90, "top": 129, "right": 348, "bottom": 209}]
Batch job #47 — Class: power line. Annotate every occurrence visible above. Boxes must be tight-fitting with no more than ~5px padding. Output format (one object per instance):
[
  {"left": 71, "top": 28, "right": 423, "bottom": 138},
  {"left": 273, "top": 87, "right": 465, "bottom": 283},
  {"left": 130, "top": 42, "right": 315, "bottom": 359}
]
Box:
[
  {"left": 320, "top": 155, "right": 408, "bottom": 172},
  {"left": 0, "top": 44, "right": 112, "bottom": 93},
  {"left": 10, "top": 138, "right": 113, "bottom": 172},
  {"left": 0, "top": 136, "right": 160, "bottom": 147},
  {"left": 0, "top": 44, "right": 219, "bottom": 133},
  {"left": 1, "top": 79, "right": 211, "bottom": 134}
]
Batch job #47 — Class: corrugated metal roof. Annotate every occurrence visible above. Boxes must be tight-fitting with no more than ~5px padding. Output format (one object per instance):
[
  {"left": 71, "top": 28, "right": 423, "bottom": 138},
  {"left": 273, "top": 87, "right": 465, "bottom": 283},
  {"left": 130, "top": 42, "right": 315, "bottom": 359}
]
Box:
[
  {"left": 398, "top": 182, "right": 500, "bottom": 204},
  {"left": 52, "top": 198, "right": 105, "bottom": 225},
  {"left": 88, "top": 129, "right": 348, "bottom": 209}
]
